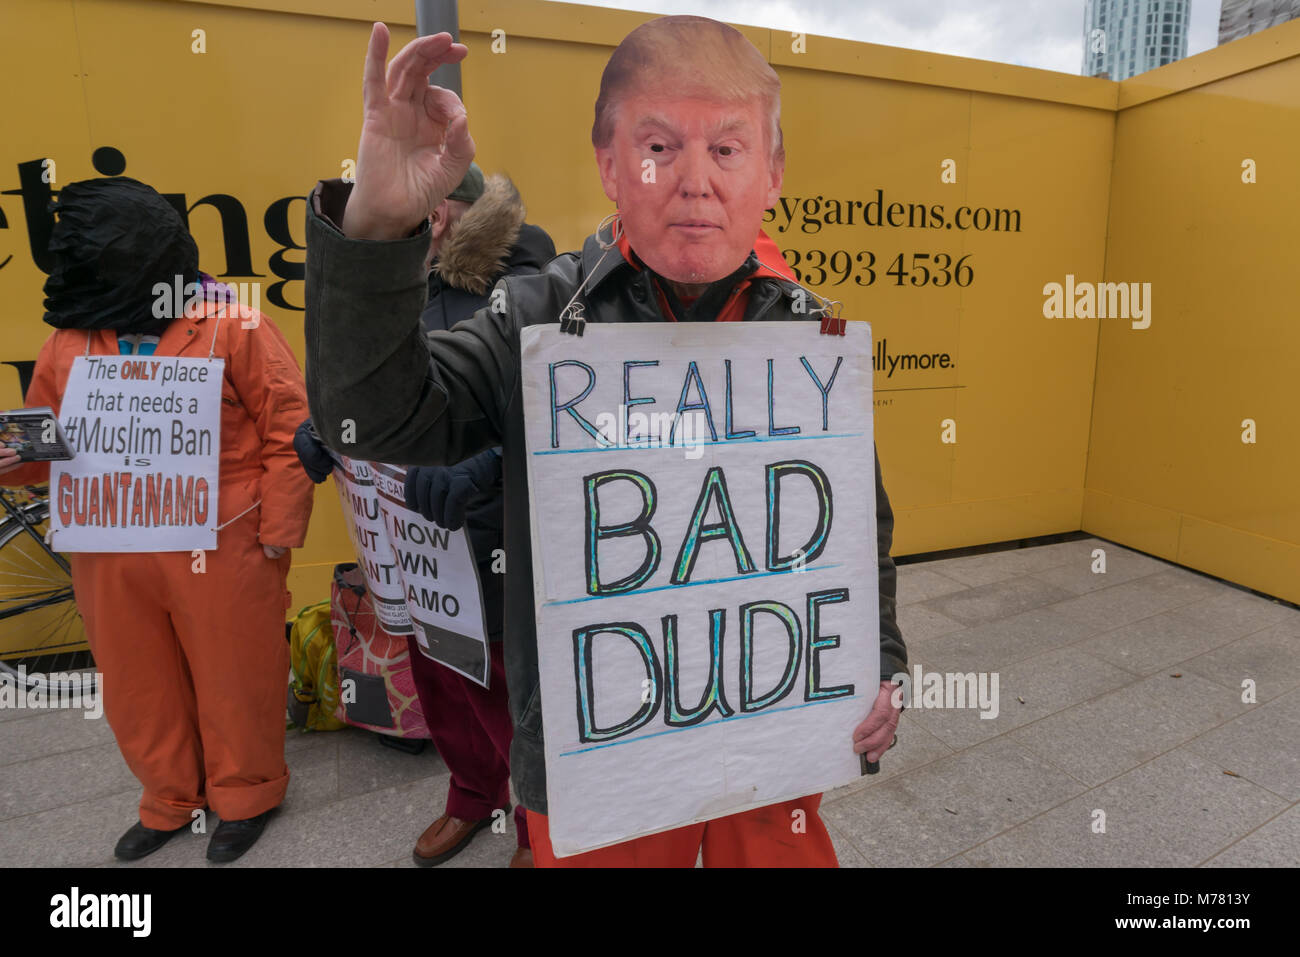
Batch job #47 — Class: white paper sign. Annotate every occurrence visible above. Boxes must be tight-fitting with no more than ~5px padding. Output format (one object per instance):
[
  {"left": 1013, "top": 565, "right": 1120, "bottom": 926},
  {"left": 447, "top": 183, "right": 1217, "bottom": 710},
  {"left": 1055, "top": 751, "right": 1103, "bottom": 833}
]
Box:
[
  {"left": 521, "top": 321, "right": 879, "bottom": 856},
  {"left": 333, "top": 455, "right": 492, "bottom": 687},
  {"left": 51, "top": 355, "right": 222, "bottom": 552},
  {"left": 334, "top": 458, "right": 414, "bottom": 634}
]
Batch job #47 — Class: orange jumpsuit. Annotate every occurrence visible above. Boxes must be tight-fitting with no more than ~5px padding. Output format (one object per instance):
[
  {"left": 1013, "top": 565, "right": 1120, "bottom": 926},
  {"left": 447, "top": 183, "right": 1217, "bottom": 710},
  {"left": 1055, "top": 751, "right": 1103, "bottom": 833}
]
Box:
[
  {"left": 526, "top": 795, "right": 837, "bottom": 867},
  {"left": 4, "top": 300, "right": 314, "bottom": 829}
]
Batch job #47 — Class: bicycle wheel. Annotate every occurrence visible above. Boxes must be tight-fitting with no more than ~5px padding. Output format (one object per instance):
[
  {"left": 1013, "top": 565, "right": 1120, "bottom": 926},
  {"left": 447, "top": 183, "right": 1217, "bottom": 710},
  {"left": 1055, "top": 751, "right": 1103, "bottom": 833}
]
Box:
[{"left": 0, "top": 493, "right": 93, "bottom": 694}]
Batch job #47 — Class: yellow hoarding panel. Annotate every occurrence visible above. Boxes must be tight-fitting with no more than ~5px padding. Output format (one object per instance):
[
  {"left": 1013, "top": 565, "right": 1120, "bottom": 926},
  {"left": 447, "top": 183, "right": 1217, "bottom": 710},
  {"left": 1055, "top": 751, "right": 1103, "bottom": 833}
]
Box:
[
  {"left": 2, "top": 0, "right": 1296, "bottom": 603},
  {"left": 1082, "top": 489, "right": 1183, "bottom": 564},
  {"left": 1091, "top": 32, "right": 1300, "bottom": 604}
]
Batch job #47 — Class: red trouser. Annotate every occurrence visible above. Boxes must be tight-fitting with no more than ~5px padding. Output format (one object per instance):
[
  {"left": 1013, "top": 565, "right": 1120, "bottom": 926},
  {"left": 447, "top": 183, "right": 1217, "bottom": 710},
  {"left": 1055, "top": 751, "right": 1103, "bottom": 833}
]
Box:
[
  {"left": 526, "top": 794, "right": 837, "bottom": 867},
  {"left": 71, "top": 514, "right": 293, "bottom": 831},
  {"left": 406, "top": 636, "right": 529, "bottom": 848}
]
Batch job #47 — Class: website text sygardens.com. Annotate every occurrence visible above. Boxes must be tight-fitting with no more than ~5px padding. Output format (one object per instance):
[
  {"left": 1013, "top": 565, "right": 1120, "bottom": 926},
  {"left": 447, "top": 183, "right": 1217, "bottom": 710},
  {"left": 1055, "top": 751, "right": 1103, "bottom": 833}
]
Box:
[
  {"left": 765, "top": 191, "right": 1020, "bottom": 290},
  {"left": 766, "top": 191, "right": 1023, "bottom": 236}
]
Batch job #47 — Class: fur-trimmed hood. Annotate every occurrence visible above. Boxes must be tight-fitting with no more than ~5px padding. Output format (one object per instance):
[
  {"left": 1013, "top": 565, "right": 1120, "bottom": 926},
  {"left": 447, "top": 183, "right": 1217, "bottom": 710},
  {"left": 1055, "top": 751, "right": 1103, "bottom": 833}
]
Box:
[{"left": 434, "top": 174, "right": 528, "bottom": 295}]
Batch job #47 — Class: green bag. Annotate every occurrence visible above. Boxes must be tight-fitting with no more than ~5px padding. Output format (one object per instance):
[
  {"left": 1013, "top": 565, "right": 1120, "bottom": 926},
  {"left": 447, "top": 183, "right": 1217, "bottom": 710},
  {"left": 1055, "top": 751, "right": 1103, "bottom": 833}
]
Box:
[{"left": 287, "top": 599, "right": 347, "bottom": 732}]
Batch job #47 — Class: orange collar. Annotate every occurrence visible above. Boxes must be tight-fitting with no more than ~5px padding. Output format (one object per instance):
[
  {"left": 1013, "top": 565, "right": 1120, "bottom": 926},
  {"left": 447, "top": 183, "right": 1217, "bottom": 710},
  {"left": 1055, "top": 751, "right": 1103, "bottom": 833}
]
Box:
[{"left": 610, "top": 214, "right": 794, "bottom": 322}]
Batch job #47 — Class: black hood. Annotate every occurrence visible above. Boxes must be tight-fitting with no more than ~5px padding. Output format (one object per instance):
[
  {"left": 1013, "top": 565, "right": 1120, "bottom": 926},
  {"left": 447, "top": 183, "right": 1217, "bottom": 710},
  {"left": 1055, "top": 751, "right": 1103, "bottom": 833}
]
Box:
[
  {"left": 505, "top": 222, "right": 557, "bottom": 274},
  {"left": 42, "top": 176, "right": 198, "bottom": 335}
]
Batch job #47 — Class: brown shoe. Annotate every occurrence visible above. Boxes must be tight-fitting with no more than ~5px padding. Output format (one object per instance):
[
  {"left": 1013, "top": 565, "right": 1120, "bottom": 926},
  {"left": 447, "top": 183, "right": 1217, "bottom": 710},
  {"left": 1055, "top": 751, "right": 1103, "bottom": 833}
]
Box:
[
  {"left": 412, "top": 813, "right": 493, "bottom": 867},
  {"left": 509, "top": 847, "right": 534, "bottom": 868}
]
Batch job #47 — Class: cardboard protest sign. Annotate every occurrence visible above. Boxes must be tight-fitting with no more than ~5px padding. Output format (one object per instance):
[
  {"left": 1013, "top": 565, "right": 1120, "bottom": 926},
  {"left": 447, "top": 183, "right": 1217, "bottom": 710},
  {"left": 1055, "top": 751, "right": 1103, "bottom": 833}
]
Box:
[
  {"left": 334, "top": 457, "right": 414, "bottom": 635},
  {"left": 333, "top": 454, "right": 492, "bottom": 687},
  {"left": 521, "top": 321, "right": 879, "bottom": 856},
  {"left": 51, "top": 355, "right": 221, "bottom": 552}
]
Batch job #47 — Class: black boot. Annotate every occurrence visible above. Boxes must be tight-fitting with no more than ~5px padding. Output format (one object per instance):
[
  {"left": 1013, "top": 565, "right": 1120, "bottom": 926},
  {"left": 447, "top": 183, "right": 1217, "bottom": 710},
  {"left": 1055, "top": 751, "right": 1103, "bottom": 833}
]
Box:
[
  {"left": 114, "top": 820, "right": 187, "bottom": 861},
  {"left": 206, "top": 810, "right": 273, "bottom": 863}
]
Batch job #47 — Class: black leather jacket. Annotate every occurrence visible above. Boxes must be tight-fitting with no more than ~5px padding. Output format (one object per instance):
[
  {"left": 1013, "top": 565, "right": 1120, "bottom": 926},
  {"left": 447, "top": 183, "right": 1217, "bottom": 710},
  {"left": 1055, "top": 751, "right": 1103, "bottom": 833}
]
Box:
[
  {"left": 417, "top": 222, "right": 556, "bottom": 639},
  {"left": 305, "top": 179, "right": 906, "bottom": 814}
]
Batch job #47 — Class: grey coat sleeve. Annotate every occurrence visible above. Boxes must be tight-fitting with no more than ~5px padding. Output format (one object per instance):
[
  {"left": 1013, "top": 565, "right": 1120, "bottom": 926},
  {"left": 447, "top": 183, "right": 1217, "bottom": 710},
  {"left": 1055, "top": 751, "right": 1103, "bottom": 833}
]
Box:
[
  {"left": 303, "top": 179, "right": 514, "bottom": 466},
  {"left": 875, "top": 445, "right": 908, "bottom": 685}
]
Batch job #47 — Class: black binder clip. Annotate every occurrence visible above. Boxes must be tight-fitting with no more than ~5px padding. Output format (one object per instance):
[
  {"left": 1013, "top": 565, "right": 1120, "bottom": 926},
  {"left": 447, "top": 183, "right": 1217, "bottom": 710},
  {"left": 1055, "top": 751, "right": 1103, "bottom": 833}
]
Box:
[{"left": 560, "top": 301, "right": 586, "bottom": 337}]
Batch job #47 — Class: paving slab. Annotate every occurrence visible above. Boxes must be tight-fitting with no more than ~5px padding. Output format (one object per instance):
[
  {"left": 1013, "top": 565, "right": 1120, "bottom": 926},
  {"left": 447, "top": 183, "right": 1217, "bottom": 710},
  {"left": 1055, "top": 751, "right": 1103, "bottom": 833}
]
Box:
[
  {"left": 282, "top": 752, "right": 342, "bottom": 816},
  {"left": 1046, "top": 570, "right": 1230, "bottom": 636},
  {"left": 1183, "top": 688, "right": 1300, "bottom": 802},
  {"left": 1179, "top": 624, "right": 1300, "bottom": 702},
  {"left": 1079, "top": 607, "right": 1259, "bottom": 678},
  {"left": 922, "top": 576, "right": 1075, "bottom": 627},
  {"left": 0, "top": 787, "right": 141, "bottom": 868},
  {"left": 895, "top": 566, "right": 969, "bottom": 606},
  {"left": 1028, "top": 545, "right": 1172, "bottom": 595},
  {"left": 1008, "top": 671, "right": 1250, "bottom": 787},
  {"left": 919, "top": 540, "right": 1096, "bottom": 587},
  {"left": 0, "top": 739, "right": 136, "bottom": 822},
  {"left": 821, "top": 736, "right": 1085, "bottom": 867},
  {"left": 962, "top": 747, "right": 1287, "bottom": 867},
  {"left": 912, "top": 605, "right": 1103, "bottom": 674},
  {"left": 907, "top": 645, "right": 1136, "bottom": 751},
  {"left": 336, "top": 727, "right": 448, "bottom": 802},
  {"left": 1202, "top": 805, "right": 1300, "bottom": 867},
  {"left": 0, "top": 703, "right": 116, "bottom": 767},
  {"left": 895, "top": 602, "right": 965, "bottom": 645},
  {"left": 1167, "top": 588, "right": 1300, "bottom": 638},
  {"left": 825, "top": 819, "right": 873, "bottom": 868}
]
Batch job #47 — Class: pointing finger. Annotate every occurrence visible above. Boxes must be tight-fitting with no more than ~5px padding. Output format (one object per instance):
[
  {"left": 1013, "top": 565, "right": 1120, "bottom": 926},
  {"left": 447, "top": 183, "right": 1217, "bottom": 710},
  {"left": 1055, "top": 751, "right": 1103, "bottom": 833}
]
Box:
[{"left": 361, "top": 22, "right": 391, "bottom": 112}]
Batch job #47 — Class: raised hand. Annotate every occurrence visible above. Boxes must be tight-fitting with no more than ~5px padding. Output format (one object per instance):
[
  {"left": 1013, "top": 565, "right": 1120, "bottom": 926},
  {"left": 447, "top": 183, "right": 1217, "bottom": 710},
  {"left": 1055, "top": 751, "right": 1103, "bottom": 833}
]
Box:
[{"left": 342, "top": 22, "right": 476, "bottom": 240}]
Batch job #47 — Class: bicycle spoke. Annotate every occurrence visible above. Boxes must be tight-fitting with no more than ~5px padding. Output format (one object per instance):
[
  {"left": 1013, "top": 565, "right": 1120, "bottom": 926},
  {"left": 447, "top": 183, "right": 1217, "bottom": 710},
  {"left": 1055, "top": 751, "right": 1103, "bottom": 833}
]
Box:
[{"left": 0, "top": 494, "right": 91, "bottom": 680}]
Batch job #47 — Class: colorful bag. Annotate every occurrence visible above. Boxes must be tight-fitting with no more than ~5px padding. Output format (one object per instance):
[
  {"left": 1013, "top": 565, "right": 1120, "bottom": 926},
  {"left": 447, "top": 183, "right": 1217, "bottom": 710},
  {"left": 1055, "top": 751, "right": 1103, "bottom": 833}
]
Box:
[
  {"left": 330, "top": 563, "right": 432, "bottom": 739},
  {"left": 287, "top": 599, "right": 348, "bottom": 732}
]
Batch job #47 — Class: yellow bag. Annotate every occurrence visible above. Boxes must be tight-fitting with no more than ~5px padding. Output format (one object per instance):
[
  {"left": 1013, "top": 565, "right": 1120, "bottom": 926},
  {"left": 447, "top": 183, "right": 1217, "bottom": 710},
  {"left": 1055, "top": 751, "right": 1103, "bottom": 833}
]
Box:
[{"left": 287, "top": 599, "right": 347, "bottom": 732}]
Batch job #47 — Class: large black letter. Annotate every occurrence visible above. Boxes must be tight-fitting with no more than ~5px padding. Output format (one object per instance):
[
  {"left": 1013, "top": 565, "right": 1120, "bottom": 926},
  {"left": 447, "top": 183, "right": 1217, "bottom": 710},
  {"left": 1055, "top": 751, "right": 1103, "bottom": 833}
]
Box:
[{"left": 585, "top": 469, "right": 660, "bottom": 594}]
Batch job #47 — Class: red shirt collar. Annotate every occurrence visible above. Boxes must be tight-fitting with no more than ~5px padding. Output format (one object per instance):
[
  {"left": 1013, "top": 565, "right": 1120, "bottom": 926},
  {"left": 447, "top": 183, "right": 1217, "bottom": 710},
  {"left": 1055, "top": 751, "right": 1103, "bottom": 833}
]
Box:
[
  {"left": 609, "top": 214, "right": 794, "bottom": 323},
  {"left": 611, "top": 214, "right": 793, "bottom": 282}
]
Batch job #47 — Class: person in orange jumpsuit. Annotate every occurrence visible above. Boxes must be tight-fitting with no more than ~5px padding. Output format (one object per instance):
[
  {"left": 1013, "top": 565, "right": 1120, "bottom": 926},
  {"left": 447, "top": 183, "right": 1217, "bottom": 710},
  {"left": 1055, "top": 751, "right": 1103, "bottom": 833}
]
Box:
[{"left": 0, "top": 177, "right": 314, "bottom": 863}]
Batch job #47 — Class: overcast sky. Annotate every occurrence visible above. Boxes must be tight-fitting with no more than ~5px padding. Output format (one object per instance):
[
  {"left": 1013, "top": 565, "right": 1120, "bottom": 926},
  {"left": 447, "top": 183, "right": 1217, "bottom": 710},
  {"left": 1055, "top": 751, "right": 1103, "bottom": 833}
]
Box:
[{"left": 563, "top": 0, "right": 1223, "bottom": 75}]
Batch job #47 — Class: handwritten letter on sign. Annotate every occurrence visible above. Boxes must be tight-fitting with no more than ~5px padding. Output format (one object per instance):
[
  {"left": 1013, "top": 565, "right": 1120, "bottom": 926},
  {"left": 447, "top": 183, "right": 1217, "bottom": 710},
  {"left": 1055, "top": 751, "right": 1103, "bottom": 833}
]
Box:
[
  {"left": 521, "top": 322, "right": 879, "bottom": 856},
  {"left": 51, "top": 355, "right": 222, "bottom": 552},
  {"left": 334, "top": 455, "right": 492, "bottom": 688}
]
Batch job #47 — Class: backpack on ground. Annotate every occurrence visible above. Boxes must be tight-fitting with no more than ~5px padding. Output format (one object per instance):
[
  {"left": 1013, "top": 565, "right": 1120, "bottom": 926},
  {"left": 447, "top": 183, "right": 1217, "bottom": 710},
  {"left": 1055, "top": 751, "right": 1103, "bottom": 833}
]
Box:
[{"left": 287, "top": 599, "right": 348, "bottom": 732}]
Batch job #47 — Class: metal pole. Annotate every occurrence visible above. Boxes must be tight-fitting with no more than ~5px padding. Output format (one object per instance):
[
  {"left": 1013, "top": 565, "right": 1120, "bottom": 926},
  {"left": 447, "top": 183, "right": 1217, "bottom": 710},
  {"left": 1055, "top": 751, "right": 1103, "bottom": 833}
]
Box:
[{"left": 415, "top": 0, "right": 462, "bottom": 96}]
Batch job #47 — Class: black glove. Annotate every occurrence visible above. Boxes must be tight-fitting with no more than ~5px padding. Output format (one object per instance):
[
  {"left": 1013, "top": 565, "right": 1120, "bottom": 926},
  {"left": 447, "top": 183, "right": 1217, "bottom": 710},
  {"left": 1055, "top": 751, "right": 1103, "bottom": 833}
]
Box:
[
  {"left": 293, "top": 418, "right": 333, "bottom": 484},
  {"left": 404, "top": 451, "right": 499, "bottom": 530}
]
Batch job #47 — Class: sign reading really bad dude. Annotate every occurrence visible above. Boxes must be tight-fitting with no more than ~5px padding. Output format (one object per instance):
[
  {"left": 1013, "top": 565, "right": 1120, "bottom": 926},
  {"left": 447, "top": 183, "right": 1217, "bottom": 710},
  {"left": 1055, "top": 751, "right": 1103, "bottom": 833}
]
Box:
[
  {"left": 522, "top": 321, "right": 880, "bottom": 856},
  {"left": 52, "top": 355, "right": 222, "bottom": 552}
]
